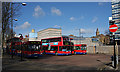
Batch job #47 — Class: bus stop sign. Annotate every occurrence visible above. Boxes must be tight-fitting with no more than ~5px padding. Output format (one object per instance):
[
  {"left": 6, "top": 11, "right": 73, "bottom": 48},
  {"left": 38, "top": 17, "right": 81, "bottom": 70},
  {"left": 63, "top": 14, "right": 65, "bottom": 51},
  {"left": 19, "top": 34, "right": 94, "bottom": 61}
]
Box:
[{"left": 109, "top": 24, "right": 118, "bottom": 32}]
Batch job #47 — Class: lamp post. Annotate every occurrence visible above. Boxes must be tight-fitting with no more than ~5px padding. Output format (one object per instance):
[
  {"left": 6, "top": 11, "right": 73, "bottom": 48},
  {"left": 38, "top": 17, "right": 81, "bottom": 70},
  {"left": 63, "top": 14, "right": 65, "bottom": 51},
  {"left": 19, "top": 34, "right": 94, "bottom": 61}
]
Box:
[
  {"left": 75, "top": 28, "right": 81, "bottom": 44},
  {"left": 79, "top": 29, "right": 81, "bottom": 44},
  {"left": 11, "top": 19, "right": 18, "bottom": 59},
  {"left": 11, "top": 2, "right": 26, "bottom": 38},
  {"left": 10, "top": 2, "right": 26, "bottom": 59},
  {"left": 19, "top": 33, "right": 23, "bottom": 61}
]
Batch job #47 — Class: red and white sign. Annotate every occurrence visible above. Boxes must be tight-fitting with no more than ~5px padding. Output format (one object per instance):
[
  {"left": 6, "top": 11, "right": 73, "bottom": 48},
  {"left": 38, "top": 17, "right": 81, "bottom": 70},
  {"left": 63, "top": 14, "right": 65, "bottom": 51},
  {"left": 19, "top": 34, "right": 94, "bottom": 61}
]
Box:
[{"left": 109, "top": 24, "right": 118, "bottom": 32}]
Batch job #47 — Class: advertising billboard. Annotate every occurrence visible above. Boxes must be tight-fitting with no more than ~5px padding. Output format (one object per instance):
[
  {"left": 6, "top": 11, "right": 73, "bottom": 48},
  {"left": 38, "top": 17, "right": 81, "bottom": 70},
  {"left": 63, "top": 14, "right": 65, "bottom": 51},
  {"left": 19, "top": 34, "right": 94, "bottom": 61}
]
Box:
[{"left": 29, "top": 33, "right": 37, "bottom": 38}]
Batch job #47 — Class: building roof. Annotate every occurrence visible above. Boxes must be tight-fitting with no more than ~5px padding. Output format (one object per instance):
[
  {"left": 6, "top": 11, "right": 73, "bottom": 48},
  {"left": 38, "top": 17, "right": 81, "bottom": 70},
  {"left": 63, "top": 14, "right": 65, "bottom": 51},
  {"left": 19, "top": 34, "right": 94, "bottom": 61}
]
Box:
[{"left": 37, "top": 28, "right": 61, "bottom": 33}]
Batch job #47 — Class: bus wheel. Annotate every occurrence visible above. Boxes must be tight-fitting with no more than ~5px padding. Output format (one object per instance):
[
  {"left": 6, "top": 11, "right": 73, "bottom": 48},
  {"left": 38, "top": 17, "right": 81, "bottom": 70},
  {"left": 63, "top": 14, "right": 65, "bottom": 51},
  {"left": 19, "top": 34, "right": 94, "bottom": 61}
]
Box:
[{"left": 55, "top": 52, "right": 58, "bottom": 56}]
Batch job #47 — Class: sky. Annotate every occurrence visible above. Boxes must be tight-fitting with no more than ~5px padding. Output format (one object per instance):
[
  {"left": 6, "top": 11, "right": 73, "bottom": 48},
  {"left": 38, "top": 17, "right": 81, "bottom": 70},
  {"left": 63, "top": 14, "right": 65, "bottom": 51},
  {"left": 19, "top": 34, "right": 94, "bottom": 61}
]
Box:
[{"left": 14, "top": 2, "right": 112, "bottom": 37}]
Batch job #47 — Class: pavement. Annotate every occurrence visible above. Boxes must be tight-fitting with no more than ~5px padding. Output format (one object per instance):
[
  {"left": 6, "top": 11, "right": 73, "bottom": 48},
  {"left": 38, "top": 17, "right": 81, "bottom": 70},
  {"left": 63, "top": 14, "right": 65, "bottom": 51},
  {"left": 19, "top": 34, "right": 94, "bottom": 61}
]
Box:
[
  {"left": 1, "top": 53, "right": 114, "bottom": 71},
  {"left": 98, "top": 55, "right": 120, "bottom": 71}
]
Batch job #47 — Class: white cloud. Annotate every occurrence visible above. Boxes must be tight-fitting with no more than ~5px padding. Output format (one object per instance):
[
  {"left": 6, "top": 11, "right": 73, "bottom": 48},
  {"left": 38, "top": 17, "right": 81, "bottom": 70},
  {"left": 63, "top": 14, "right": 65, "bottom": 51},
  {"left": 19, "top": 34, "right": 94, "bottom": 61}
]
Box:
[
  {"left": 80, "top": 28, "right": 86, "bottom": 33},
  {"left": 98, "top": 2, "right": 104, "bottom": 5},
  {"left": 54, "top": 25, "right": 61, "bottom": 28},
  {"left": 15, "top": 21, "right": 31, "bottom": 29},
  {"left": 70, "top": 16, "right": 84, "bottom": 21},
  {"left": 70, "top": 17, "right": 75, "bottom": 21},
  {"left": 80, "top": 28, "right": 94, "bottom": 34},
  {"left": 79, "top": 16, "right": 84, "bottom": 19},
  {"left": 33, "top": 5, "right": 45, "bottom": 17},
  {"left": 51, "top": 7, "right": 62, "bottom": 16},
  {"left": 92, "top": 17, "right": 98, "bottom": 23},
  {"left": 62, "top": 28, "right": 94, "bottom": 37}
]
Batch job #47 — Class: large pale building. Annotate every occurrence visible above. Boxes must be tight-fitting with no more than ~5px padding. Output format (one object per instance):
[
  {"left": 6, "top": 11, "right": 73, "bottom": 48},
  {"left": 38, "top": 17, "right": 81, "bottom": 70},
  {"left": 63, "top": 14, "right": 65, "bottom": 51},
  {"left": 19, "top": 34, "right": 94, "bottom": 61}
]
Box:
[
  {"left": 37, "top": 28, "right": 62, "bottom": 41},
  {"left": 111, "top": 0, "right": 120, "bottom": 40}
]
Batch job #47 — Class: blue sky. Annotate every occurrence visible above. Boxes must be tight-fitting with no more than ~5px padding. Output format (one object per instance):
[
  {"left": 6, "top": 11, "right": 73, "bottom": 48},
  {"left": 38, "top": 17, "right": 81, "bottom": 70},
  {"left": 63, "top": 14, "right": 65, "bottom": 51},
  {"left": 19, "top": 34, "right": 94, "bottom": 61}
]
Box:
[{"left": 14, "top": 2, "right": 112, "bottom": 37}]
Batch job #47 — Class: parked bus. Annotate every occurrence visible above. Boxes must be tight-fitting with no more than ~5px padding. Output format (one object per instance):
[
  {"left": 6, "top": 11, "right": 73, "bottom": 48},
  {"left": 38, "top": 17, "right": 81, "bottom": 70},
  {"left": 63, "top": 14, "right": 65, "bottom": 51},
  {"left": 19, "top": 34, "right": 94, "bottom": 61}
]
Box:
[
  {"left": 22, "top": 41, "right": 43, "bottom": 57},
  {"left": 41, "top": 36, "right": 74, "bottom": 55},
  {"left": 6, "top": 37, "right": 21, "bottom": 55},
  {"left": 6, "top": 37, "right": 43, "bottom": 58},
  {"left": 72, "top": 44, "right": 87, "bottom": 54}
]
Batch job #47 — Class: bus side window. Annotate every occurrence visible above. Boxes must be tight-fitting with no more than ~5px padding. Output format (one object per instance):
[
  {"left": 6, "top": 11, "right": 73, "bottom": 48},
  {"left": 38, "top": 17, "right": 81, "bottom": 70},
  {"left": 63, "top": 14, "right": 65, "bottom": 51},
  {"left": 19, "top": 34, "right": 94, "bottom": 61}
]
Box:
[
  {"left": 71, "top": 46, "right": 74, "bottom": 51},
  {"left": 55, "top": 46, "right": 58, "bottom": 51},
  {"left": 59, "top": 46, "right": 62, "bottom": 51},
  {"left": 51, "top": 47, "right": 54, "bottom": 50},
  {"left": 80, "top": 46, "right": 81, "bottom": 50}
]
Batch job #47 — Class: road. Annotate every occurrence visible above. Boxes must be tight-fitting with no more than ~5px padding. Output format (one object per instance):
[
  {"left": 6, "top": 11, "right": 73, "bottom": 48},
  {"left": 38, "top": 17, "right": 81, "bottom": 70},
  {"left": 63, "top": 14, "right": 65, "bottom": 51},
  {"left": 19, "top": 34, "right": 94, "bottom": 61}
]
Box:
[{"left": 2, "top": 53, "right": 112, "bottom": 70}]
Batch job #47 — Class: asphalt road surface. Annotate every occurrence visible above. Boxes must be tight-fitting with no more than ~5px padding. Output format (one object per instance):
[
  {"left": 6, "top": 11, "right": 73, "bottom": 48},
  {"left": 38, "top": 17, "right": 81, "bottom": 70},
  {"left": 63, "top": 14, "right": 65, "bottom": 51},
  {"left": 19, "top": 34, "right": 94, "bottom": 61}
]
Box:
[{"left": 2, "top": 53, "right": 112, "bottom": 70}]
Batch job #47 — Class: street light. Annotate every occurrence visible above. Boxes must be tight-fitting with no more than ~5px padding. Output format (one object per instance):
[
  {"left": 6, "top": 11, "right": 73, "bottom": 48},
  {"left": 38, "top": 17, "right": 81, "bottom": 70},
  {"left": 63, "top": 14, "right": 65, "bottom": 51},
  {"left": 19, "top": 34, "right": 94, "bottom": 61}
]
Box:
[
  {"left": 14, "top": 19, "right": 18, "bottom": 21},
  {"left": 19, "top": 33, "right": 23, "bottom": 61},
  {"left": 22, "top": 3, "right": 27, "bottom": 6},
  {"left": 11, "top": 2, "right": 26, "bottom": 38},
  {"left": 75, "top": 28, "right": 82, "bottom": 44},
  {"left": 11, "top": 18, "right": 18, "bottom": 59},
  {"left": 12, "top": 2, "right": 27, "bottom": 6}
]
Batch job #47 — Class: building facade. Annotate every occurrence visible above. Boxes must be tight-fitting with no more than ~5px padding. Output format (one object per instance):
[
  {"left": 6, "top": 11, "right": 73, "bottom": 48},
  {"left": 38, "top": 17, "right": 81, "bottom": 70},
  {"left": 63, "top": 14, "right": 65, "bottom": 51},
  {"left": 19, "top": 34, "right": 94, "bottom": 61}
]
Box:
[
  {"left": 69, "top": 35, "right": 100, "bottom": 47},
  {"left": 111, "top": 0, "right": 120, "bottom": 40},
  {"left": 96, "top": 28, "right": 99, "bottom": 36},
  {"left": 37, "top": 28, "right": 62, "bottom": 41}
]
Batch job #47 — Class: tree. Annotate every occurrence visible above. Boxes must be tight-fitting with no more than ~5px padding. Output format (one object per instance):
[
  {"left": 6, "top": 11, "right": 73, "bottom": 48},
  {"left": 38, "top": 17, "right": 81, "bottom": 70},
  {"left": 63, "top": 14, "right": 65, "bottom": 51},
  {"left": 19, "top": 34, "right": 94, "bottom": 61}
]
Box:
[{"left": 2, "top": 2, "right": 21, "bottom": 48}]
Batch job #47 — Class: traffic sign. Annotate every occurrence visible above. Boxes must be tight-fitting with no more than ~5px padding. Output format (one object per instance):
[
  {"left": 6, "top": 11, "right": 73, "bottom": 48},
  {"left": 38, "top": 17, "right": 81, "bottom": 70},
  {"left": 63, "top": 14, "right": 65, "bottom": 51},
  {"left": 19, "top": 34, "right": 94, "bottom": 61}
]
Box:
[{"left": 109, "top": 24, "right": 118, "bottom": 32}]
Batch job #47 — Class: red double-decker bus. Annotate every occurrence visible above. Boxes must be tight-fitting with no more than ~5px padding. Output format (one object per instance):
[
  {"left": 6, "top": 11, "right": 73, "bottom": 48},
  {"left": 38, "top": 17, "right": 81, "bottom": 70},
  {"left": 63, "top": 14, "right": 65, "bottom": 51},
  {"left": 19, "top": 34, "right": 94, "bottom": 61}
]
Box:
[
  {"left": 6, "top": 37, "right": 21, "bottom": 55},
  {"left": 6, "top": 37, "right": 43, "bottom": 58},
  {"left": 41, "top": 36, "right": 74, "bottom": 55},
  {"left": 21, "top": 41, "right": 43, "bottom": 57},
  {"left": 72, "top": 44, "right": 87, "bottom": 54}
]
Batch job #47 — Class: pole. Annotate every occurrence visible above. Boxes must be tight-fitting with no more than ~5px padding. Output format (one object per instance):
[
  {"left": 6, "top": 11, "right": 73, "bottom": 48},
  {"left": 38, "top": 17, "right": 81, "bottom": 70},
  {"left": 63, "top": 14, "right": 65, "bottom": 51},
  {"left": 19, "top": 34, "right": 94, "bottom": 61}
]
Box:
[
  {"left": 11, "top": 3, "right": 14, "bottom": 59},
  {"left": 79, "top": 29, "right": 81, "bottom": 44},
  {"left": 11, "top": 3, "right": 13, "bottom": 38},
  {"left": 116, "top": 41, "right": 118, "bottom": 69},
  {"left": 21, "top": 41, "right": 23, "bottom": 61},
  {"left": 11, "top": 39, "right": 13, "bottom": 59},
  {"left": 113, "top": 34, "right": 116, "bottom": 68}
]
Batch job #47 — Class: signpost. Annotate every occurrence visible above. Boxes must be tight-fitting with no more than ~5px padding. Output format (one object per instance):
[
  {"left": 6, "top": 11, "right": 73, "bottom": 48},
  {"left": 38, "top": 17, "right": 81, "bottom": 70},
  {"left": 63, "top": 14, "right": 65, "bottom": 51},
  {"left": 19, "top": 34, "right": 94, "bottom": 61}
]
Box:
[
  {"left": 109, "top": 23, "right": 118, "bottom": 69},
  {"left": 109, "top": 24, "right": 118, "bottom": 32},
  {"left": 19, "top": 34, "right": 23, "bottom": 61}
]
